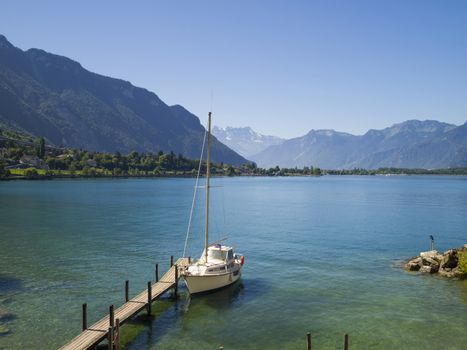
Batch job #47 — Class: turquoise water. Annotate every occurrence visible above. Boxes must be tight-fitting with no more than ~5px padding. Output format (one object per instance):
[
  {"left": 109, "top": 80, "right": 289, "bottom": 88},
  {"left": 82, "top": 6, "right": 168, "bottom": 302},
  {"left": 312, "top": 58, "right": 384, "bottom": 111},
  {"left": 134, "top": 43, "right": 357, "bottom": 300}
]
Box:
[{"left": 0, "top": 176, "right": 466, "bottom": 349}]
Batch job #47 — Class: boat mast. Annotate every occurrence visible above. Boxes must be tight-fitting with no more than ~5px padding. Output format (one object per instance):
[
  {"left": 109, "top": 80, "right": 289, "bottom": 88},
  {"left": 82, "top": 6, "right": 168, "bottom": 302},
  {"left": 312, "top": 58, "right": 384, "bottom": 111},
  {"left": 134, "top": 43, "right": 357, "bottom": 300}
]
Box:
[{"left": 205, "top": 112, "right": 212, "bottom": 263}]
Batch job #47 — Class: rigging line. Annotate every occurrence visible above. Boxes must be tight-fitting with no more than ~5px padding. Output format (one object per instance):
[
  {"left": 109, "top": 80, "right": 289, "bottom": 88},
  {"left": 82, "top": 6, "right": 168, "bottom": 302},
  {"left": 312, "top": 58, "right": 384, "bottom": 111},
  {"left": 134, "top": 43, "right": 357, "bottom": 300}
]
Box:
[
  {"left": 210, "top": 91, "right": 214, "bottom": 114},
  {"left": 221, "top": 173, "right": 226, "bottom": 236},
  {"left": 182, "top": 126, "right": 207, "bottom": 257}
]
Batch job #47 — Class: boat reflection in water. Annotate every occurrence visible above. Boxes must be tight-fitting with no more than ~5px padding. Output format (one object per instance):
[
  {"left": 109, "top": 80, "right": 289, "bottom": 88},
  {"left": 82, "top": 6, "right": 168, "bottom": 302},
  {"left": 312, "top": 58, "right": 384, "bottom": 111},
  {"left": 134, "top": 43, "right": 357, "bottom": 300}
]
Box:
[{"left": 183, "top": 279, "right": 245, "bottom": 314}]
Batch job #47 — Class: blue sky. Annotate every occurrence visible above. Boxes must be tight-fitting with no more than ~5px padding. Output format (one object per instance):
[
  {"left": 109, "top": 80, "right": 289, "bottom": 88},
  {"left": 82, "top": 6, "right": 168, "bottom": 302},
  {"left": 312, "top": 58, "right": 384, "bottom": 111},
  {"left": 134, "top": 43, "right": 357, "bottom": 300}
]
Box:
[{"left": 1, "top": 0, "right": 467, "bottom": 138}]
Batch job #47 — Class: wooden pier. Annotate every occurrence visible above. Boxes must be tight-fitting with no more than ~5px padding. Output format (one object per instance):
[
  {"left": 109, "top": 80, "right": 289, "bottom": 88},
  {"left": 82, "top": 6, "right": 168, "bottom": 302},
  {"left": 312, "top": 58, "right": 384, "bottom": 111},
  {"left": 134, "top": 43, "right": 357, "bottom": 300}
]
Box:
[
  {"left": 60, "top": 257, "right": 190, "bottom": 350},
  {"left": 60, "top": 256, "right": 352, "bottom": 350}
]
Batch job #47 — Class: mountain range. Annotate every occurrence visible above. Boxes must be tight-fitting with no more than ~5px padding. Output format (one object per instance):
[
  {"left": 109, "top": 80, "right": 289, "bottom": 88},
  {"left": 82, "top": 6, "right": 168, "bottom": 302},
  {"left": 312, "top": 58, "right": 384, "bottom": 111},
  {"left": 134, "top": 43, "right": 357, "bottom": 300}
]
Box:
[
  {"left": 212, "top": 126, "right": 284, "bottom": 158},
  {"left": 249, "top": 120, "right": 467, "bottom": 169},
  {"left": 1, "top": 35, "right": 466, "bottom": 170},
  {"left": 0, "top": 34, "right": 248, "bottom": 165}
]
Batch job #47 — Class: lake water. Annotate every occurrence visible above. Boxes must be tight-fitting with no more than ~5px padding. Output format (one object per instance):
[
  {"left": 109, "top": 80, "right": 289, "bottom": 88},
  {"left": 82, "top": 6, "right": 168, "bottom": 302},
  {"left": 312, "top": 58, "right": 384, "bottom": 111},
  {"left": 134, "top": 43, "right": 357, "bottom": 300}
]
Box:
[{"left": 0, "top": 176, "right": 466, "bottom": 349}]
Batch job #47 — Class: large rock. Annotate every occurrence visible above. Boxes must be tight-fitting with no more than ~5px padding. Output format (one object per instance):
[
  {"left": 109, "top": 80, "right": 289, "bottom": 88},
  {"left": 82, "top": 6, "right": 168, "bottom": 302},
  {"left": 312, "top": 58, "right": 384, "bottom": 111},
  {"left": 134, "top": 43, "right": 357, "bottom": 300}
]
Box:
[
  {"left": 420, "top": 250, "right": 439, "bottom": 259},
  {"left": 419, "top": 265, "right": 434, "bottom": 273},
  {"left": 406, "top": 261, "right": 421, "bottom": 271},
  {"left": 422, "top": 256, "right": 440, "bottom": 268},
  {"left": 405, "top": 254, "right": 440, "bottom": 273},
  {"left": 433, "top": 253, "right": 443, "bottom": 262},
  {"left": 405, "top": 257, "right": 422, "bottom": 271},
  {"left": 438, "top": 266, "right": 461, "bottom": 278},
  {"left": 440, "top": 249, "right": 458, "bottom": 269}
]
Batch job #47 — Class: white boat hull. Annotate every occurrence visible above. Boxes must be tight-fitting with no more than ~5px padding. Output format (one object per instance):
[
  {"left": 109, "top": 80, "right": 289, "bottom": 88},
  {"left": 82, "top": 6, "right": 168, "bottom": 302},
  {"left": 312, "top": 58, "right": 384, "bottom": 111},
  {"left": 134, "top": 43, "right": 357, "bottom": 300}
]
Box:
[{"left": 184, "top": 269, "right": 241, "bottom": 294}]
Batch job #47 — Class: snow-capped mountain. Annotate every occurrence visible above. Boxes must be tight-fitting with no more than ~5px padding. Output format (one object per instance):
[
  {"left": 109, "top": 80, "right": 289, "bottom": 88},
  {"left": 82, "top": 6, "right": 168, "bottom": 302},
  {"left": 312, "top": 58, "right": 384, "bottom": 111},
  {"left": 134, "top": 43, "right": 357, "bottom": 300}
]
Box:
[{"left": 212, "top": 126, "right": 284, "bottom": 158}]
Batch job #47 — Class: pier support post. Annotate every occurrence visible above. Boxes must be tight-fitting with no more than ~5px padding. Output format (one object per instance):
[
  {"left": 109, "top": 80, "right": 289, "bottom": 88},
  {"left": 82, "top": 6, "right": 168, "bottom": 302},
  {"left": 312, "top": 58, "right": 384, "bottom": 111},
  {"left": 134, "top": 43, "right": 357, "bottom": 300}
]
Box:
[
  {"left": 188, "top": 256, "right": 191, "bottom": 264},
  {"left": 108, "top": 326, "right": 113, "bottom": 350},
  {"left": 115, "top": 318, "right": 120, "bottom": 350},
  {"left": 307, "top": 332, "right": 311, "bottom": 350},
  {"left": 109, "top": 305, "right": 114, "bottom": 329},
  {"left": 155, "top": 263, "right": 159, "bottom": 282},
  {"left": 82, "top": 303, "right": 87, "bottom": 331},
  {"left": 170, "top": 255, "right": 174, "bottom": 267},
  {"left": 173, "top": 264, "right": 178, "bottom": 299},
  {"left": 147, "top": 281, "right": 152, "bottom": 315},
  {"left": 125, "top": 280, "right": 129, "bottom": 302},
  {"left": 343, "top": 333, "right": 349, "bottom": 350}
]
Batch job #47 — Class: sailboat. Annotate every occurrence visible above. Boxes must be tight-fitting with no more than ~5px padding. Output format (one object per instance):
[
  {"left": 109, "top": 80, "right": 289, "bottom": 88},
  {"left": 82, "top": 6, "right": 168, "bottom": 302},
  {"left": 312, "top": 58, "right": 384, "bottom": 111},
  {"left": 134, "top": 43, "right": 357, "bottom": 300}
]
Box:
[{"left": 183, "top": 112, "right": 245, "bottom": 294}]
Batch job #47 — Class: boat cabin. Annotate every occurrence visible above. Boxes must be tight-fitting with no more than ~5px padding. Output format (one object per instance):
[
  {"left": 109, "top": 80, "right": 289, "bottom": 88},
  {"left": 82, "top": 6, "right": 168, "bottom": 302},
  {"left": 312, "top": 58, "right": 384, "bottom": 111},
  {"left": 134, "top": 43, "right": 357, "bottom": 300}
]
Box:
[{"left": 202, "top": 244, "right": 234, "bottom": 264}]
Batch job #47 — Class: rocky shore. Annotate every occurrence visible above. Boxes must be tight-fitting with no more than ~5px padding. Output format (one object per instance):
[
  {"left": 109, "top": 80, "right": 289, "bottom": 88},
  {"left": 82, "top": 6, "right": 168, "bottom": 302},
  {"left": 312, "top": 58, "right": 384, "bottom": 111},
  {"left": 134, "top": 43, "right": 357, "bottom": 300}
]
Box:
[{"left": 405, "top": 244, "right": 467, "bottom": 278}]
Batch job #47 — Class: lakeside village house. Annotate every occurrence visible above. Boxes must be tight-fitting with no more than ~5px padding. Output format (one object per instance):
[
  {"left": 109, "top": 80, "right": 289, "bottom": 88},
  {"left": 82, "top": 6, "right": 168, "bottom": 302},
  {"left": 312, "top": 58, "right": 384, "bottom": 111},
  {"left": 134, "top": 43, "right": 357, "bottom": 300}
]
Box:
[
  {"left": 2, "top": 150, "right": 98, "bottom": 170},
  {"left": 5, "top": 155, "right": 48, "bottom": 170},
  {"left": 56, "top": 154, "right": 97, "bottom": 167},
  {"left": 86, "top": 159, "right": 97, "bottom": 167}
]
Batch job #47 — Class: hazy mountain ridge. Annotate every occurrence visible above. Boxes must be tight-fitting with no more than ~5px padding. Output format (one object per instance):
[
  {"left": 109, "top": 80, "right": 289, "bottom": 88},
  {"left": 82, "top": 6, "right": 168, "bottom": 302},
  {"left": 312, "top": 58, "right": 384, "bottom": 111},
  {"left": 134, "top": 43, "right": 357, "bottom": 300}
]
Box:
[
  {"left": 0, "top": 34, "right": 248, "bottom": 165},
  {"left": 212, "top": 125, "right": 284, "bottom": 157},
  {"left": 252, "top": 120, "right": 467, "bottom": 169}
]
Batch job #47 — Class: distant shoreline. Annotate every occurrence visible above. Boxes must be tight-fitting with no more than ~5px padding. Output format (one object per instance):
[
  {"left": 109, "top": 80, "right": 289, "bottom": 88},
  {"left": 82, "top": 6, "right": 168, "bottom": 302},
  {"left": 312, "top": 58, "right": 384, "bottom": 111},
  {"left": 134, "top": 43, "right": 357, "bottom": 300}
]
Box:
[
  {"left": 2, "top": 172, "right": 466, "bottom": 181},
  {"left": 3, "top": 128, "right": 467, "bottom": 180}
]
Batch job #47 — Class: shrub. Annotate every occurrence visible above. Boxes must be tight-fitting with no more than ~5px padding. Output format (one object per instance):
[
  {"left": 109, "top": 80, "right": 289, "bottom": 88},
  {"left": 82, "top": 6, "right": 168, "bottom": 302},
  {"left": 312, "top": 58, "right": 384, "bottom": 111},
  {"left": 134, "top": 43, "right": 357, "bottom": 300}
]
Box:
[
  {"left": 24, "top": 168, "right": 39, "bottom": 178},
  {"left": 458, "top": 250, "right": 467, "bottom": 277}
]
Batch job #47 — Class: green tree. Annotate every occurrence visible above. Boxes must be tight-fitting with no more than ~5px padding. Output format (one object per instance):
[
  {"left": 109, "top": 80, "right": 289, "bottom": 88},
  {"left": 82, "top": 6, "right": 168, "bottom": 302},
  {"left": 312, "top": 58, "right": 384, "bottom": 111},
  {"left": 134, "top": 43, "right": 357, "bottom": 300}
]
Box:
[
  {"left": 0, "top": 163, "right": 10, "bottom": 178},
  {"left": 36, "top": 137, "right": 45, "bottom": 158},
  {"left": 9, "top": 147, "right": 23, "bottom": 160},
  {"left": 158, "top": 154, "right": 169, "bottom": 169},
  {"left": 226, "top": 165, "right": 235, "bottom": 176},
  {"left": 82, "top": 166, "right": 97, "bottom": 176}
]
